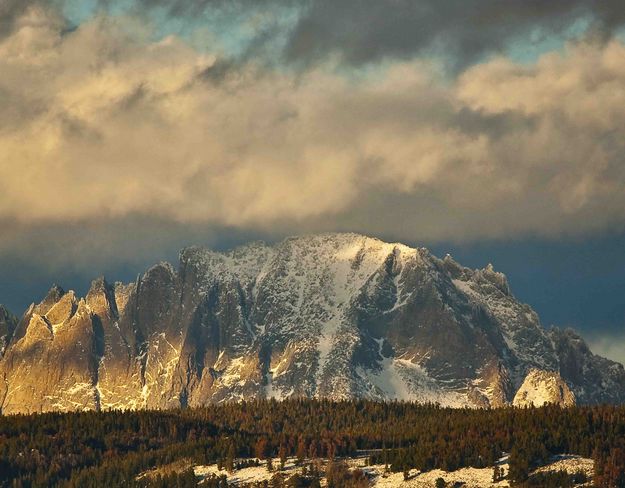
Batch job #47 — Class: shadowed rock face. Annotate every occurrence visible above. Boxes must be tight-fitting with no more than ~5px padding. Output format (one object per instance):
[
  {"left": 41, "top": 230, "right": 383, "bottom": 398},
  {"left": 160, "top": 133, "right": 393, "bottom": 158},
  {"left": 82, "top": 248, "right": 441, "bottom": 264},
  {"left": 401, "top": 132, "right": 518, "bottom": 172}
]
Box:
[
  {"left": 0, "top": 233, "right": 624, "bottom": 413},
  {"left": 0, "top": 305, "right": 17, "bottom": 358}
]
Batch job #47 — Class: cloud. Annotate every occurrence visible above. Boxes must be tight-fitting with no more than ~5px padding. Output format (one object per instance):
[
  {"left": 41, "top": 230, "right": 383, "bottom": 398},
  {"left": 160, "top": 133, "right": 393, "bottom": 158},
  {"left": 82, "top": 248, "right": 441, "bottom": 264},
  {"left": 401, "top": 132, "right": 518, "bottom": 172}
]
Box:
[
  {"left": 0, "top": 216, "right": 281, "bottom": 314},
  {"left": 588, "top": 331, "right": 625, "bottom": 365},
  {"left": 283, "top": 0, "right": 625, "bottom": 68},
  {"left": 6, "top": 1, "right": 625, "bottom": 69},
  {"left": 88, "top": 0, "right": 625, "bottom": 68},
  {"left": 2, "top": 6, "right": 625, "bottom": 250}
]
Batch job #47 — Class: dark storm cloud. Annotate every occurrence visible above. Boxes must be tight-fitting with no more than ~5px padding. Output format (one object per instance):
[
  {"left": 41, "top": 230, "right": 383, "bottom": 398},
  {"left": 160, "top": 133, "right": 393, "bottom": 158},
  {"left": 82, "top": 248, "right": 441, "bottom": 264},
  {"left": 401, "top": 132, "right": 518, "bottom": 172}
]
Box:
[
  {"left": 0, "top": 0, "right": 30, "bottom": 35},
  {"left": 5, "top": 1, "right": 625, "bottom": 68},
  {"left": 283, "top": 0, "right": 625, "bottom": 67},
  {"left": 0, "top": 216, "right": 277, "bottom": 314},
  {"left": 92, "top": 0, "right": 625, "bottom": 67},
  {"left": 0, "top": 0, "right": 53, "bottom": 36}
]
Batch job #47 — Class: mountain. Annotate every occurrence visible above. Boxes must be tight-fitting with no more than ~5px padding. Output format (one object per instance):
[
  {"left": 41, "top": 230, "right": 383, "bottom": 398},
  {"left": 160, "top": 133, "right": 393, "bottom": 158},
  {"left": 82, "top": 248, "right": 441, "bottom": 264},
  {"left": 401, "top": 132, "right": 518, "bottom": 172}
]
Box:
[{"left": 0, "top": 233, "right": 624, "bottom": 414}]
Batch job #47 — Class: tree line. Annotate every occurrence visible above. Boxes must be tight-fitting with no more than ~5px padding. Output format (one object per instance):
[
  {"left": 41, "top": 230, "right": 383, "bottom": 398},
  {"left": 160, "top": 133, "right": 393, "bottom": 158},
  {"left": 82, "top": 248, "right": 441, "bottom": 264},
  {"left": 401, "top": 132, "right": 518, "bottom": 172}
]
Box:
[{"left": 0, "top": 399, "right": 623, "bottom": 486}]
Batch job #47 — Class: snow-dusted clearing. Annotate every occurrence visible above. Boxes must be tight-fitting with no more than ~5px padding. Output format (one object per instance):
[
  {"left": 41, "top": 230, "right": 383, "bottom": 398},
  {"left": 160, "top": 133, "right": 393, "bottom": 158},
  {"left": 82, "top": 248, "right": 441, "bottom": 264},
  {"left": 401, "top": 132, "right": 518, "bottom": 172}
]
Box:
[
  {"left": 534, "top": 455, "right": 594, "bottom": 478},
  {"left": 367, "top": 465, "right": 507, "bottom": 488},
  {"left": 147, "top": 454, "right": 594, "bottom": 487}
]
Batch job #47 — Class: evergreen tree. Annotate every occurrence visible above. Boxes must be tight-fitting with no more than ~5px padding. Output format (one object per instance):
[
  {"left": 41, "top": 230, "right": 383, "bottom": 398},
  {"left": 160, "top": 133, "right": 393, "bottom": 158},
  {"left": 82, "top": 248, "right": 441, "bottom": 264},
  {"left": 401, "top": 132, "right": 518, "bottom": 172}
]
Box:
[
  {"left": 278, "top": 445, "right": 288, "bottom": 470},
  {"left": 255, "top": 438, "right": 270, "bottom": 460},
  {"left": 225, "top": 443, "right": 236, "bottom": 473},
  {"left": 508, "top": 446, "right": 530, "bottom": 485},
  {"left": 296, "top": 437, "right": 307, "bottom": 464}
]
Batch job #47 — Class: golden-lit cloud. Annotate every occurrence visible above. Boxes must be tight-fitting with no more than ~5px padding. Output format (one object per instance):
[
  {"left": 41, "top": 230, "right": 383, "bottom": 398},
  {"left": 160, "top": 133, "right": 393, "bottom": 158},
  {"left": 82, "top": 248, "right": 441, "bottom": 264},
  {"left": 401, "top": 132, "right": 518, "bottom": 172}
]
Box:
[{"left": 2, "top": 6, "right": 625, "bottom": 244}]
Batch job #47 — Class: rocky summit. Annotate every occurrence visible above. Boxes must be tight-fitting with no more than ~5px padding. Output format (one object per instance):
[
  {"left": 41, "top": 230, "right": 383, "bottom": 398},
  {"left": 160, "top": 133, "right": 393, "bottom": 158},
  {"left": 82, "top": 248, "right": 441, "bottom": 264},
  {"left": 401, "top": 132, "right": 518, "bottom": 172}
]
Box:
[{"left": 0, "top": 233, "right": 624, "bottom": 414}]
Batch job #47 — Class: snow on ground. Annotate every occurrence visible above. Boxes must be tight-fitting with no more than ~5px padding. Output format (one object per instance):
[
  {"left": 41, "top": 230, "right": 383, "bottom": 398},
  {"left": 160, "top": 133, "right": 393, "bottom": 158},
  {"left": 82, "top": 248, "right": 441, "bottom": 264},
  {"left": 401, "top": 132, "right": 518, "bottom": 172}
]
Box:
[
  {"left": 194, "top": 458, "right": 308, "bottom": 484},
  {"left": 195, "top": 463, "right": 275, "bottom": 485},
  {"left": 192, "top": 458, "right": 506, "bottom": 487},
  {"left": 186, "top": 454, "right": 593, "bottom": 487},
  {"left": 534, "top": 454, "right": 594, "bottom": 478},
  {"left": 344, "top": 458, "right": 508, "bottom": 488},
  {"left": 368, "top": 465, "right": 507, "bottom": 488}
]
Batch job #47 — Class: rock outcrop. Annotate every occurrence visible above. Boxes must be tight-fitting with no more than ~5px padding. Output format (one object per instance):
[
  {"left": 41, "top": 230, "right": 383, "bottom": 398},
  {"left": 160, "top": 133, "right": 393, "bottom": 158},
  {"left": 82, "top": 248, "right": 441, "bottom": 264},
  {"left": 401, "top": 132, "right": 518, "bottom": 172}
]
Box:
[{"left": 513, "top": 369, "right": 576, "bottom": 407}]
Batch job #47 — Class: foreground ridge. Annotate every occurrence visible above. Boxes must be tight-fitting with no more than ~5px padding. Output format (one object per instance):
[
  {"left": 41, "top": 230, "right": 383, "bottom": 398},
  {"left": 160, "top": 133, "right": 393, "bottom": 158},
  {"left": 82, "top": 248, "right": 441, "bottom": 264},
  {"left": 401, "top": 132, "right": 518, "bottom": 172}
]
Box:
[{"left": 0, "top": 232, "right": 624, "bottom": 413}]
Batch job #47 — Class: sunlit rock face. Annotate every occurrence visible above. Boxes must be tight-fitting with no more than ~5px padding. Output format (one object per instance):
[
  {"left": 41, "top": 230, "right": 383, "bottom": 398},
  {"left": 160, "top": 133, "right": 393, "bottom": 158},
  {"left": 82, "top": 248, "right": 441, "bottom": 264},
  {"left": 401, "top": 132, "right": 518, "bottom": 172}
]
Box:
[
  {"left": 0, "top": 233, "right": 624, "bottom": 413},
  {"left": 0, "top": 290, "right": 99, "bottom": 413},
  {"left": 513, "top": 369, "right": 576, "bottom": 407}
]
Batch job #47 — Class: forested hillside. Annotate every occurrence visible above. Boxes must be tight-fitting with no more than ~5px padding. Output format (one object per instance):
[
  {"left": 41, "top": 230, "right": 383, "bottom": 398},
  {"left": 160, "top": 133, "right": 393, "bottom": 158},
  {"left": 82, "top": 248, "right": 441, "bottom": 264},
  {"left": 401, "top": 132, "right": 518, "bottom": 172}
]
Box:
[{"left": 1, "top": 400, "right": 624, "bottom": 487}]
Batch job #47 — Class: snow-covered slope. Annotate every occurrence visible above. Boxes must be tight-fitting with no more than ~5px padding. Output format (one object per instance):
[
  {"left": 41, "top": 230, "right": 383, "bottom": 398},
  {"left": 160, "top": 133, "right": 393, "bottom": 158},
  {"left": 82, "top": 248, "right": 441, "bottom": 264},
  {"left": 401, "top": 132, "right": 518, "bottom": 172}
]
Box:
[{"left": 0, "top": 233, "right": 624, "bottom": 413}]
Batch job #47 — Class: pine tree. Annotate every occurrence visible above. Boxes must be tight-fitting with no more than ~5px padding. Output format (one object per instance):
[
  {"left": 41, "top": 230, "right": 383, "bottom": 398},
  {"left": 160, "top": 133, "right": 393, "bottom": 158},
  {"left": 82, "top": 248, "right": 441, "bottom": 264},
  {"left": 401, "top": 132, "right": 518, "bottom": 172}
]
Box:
[
  {"left": 255, "top": 437, "right": 269, "bottom": 460},
  {"left": 278, "top": 444, "right": 287, "bottom": 470},
  {"left": 296, "top": 437, "right": 307, "bottom": 465},
  {"left": 226, "top": 443, "right": 236, "bottom": 473},
  {"left": 492, "top": 465, "right": 506, "bottom": 482},
  {"left": 508, "top": 446, "right": 530, "bottom": 485}
]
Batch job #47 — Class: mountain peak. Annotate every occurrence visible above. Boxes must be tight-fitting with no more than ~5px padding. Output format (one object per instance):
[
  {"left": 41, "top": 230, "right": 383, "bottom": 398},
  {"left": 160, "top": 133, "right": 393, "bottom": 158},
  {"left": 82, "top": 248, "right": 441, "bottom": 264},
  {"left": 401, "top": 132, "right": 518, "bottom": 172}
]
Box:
[
  {"left": 88, "top": 275, "right": 110, "bottom": 290},
  {"left": 33, "top": 284, "right": 66, "bottom": 316},
  {"left": 86, "top": 276, "right": 118, "bottom": 318},
  {"left": 474, "top": 263, "right": 511, "bottom": 296}
]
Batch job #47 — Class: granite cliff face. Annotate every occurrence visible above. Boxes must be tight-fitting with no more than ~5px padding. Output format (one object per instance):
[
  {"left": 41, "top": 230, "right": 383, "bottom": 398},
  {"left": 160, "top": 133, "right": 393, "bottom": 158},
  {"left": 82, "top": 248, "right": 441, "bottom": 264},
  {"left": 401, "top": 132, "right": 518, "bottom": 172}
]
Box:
[
  {"left": 0, "top": 233, "right": 623, "bottom": 413},
  {"left": 512, "top": 369, "right": 575, "bottom": 407}
]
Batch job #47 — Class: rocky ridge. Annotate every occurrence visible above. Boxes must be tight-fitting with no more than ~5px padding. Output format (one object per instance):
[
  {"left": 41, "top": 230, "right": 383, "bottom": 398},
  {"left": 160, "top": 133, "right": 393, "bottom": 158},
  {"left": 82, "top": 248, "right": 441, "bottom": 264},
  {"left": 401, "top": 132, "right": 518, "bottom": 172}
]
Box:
[{"left": 0, "top": 233, "right": 624, "bottom": 413}]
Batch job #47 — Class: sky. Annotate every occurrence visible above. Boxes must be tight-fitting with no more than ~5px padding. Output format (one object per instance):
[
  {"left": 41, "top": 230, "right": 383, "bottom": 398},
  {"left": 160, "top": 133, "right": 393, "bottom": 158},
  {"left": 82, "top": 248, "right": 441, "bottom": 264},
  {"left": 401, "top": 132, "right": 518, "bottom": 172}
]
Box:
[{"left": 0, "top": 0, "right": 624, "bottom": 362}]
